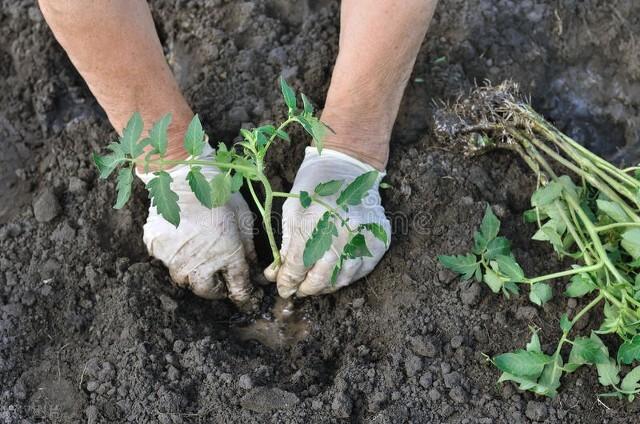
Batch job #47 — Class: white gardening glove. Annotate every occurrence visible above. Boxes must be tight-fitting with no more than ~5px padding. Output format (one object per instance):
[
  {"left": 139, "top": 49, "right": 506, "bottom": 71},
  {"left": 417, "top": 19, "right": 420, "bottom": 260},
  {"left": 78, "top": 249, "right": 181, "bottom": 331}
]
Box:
[
  {"left": 264, "top": 147, "right": 391, "bottom": 297},
  {"left": 138, "top": 145, "right": 257, "bottom": 305}
]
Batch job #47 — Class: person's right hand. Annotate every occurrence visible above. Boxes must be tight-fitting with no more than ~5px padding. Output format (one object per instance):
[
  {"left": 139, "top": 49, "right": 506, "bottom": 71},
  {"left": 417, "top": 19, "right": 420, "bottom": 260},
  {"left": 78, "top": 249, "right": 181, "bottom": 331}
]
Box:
[{"left": 138, "top": 146, "right": 257, "bottom": 306}]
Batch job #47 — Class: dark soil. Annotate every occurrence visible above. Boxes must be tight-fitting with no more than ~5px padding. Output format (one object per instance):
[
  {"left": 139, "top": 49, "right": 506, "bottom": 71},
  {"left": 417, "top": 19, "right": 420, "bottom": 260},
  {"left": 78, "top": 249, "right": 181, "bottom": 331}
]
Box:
[{"left": 2, "top": 0, "right": 640, "bottom": 423}]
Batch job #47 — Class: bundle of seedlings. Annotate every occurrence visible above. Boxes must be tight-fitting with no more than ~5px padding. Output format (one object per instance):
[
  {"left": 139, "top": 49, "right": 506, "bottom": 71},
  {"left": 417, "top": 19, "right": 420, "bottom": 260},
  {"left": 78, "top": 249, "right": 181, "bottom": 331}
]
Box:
[
  {"left": 437, "top": 81, "right": 640, "bottom": 399},
  {"left": 93, "top": 77, "right": 388, "bottom": 299}
]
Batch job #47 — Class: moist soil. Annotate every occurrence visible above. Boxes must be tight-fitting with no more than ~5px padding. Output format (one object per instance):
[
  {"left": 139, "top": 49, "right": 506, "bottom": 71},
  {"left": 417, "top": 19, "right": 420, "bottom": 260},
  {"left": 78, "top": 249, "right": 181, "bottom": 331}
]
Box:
[{"left": 2, "top": 1, "right": 640, "bottom": 423}]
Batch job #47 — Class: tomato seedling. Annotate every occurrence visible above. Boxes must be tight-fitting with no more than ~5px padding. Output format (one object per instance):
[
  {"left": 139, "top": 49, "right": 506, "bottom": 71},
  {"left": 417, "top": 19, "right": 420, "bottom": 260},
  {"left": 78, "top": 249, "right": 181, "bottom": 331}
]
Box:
[
  {"left": 438, "top": 82, "right": 640, "bottom": 400},
  {"left": 93, "top": 77, "right": 388, "bottom": 285}
]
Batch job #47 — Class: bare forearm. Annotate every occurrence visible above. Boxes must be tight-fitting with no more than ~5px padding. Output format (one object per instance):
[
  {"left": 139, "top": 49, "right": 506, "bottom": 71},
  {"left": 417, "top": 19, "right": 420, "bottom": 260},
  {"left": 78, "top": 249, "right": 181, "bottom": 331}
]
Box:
[
  {"left": 38, "top": 0, "right": 192, "bottom": 160},
  {"left": 322, "top": 0, "right": 438, "bottom": 169}
]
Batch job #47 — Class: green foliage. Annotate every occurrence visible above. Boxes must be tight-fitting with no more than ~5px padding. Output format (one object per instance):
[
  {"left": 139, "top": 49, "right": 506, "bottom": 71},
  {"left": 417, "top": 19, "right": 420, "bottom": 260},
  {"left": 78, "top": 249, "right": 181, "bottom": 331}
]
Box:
[
  {"left": 93, "top": 77, "right": 389, "bottom": 298},
  {"left": 147, "top": 171, "right": 180, "bottom": 227}
]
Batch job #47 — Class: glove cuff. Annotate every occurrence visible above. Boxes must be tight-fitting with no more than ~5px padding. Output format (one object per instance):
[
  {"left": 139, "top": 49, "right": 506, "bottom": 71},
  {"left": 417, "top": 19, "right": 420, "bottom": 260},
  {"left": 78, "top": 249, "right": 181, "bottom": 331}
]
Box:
[
  {"left": 136, "top": 142, "right": 215, "bottom": 184},
  {"left": 302, "top": 146, "right": 386, "bottom": 181}
]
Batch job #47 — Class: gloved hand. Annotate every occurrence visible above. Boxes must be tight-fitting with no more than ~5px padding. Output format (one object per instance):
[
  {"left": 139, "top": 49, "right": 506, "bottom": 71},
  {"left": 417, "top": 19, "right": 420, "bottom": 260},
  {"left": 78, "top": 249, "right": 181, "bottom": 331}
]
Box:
[
  {"left": 138, "top": 145, "right": 257, "bottom": 305},
  {"left": 264, "top": 147, "right": 391, "bottom": 298}
]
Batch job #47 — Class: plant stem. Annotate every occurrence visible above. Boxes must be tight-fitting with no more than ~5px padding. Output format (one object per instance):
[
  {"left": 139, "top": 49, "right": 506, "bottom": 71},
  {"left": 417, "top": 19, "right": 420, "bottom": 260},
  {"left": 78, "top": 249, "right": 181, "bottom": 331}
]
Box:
[
  {"left": 272, "top": 191, "right": 357, "bottom": 232},
  {"left": 526, "top": 262, "right": 603, "bottom": 284},
  {"left": 256, "top": 173, "right": 280, "bottom": 266},
  {"left": 137, "top": 158, "right": 255, "bottom": 175},
  {"left": 594, "top": 222, "right": 640, "bottom": 232},
  {"left": 246, "top": 179, "right": 265, "bottom": 216}
]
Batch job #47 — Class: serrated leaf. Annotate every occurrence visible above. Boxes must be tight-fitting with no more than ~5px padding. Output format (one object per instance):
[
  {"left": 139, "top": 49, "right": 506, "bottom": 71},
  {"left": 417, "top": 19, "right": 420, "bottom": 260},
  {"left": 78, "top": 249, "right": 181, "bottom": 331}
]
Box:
[
  {"left": 93, "top": 153, "right": 123, "bottom": 179},
  {"left": 495, "top": 255, "right": 525, "bottom": 282},
  {"left": 147, "top": 171, "right": 180, "bottom": 227},
  {"left": 565, "top": 273, "right": 596, "bottom": 297},
  {"left": 529, "top": 282, "right": 552, "bottom": 306},
  {"left": 300, "top": 191, "right": 312, "bottom": 208},
  {"left": 485, "top": 237, "right": 511, "bottom": 260},
  {"left": 621, "top": 366, "right": 640, "bottom": 393},
  {"left": 276, "top": 129, "right": 290, "bottom": 142},
  {"left": 343, "top": 233, "right": 373, "bottom": 259},
  {"left": 303, "top": 211, "right": 338, "bottom": 267},
  {"left": 184, "top": 114, "right": 205, "bottom": 156},
  {"left": 531, "top": 181, "right": 562, "bottom": 207},
  {"left": 315, "top": 180, "right": 343, "bottom": 196},
  {"left": 570, "top": 337, "right": 609, "bottom": 365},
  {"left": 526, "top": 330, "right": 542, "bottom": 353},
  {"left": 560, "top": 313, "right": 572, "bottom": 333},
  {"left": 621, "top": 228, "right": 640, "bottom": 259},
  {"left": 187, "top": 167, "right": 212, "bottom": 209},
  {"left": 494, "top": 350, "right": 552, "bottom": 378},
  {"left": 148, "top": 113, "right": 172, "bottom": 156},
  {"left": 438, "top": 254, "right": 479, "bottom": 281},
  {"left": 483, "top": 268, "right": 503, "bottom": 293},
  {"left": 301, "top": 93, "right": 314, "bottom": 114},
  {"left": 230, "top": 172, "right": 243, "bottom": 193},
  {"left": 480, "top": 205, "right": 500, "bottom": 241},
  {"left": 473, "top": 230, "right": 488, "bottom": 254},
  {"left": 331, "top": 255, "right": 344, "bottom": 285},
  {"left": 210, "top": 173, "right": 231, "bottom": 207},
  {"left": 597, "top": 359, "right": 620, "bottom": 387},
  {"left": 121, "top": 112, "right": 144, "bottom": 158},
  {"left": 336, "top": 171, "right": 378, "bottom": 209},
  {"left": 215, "top": 143, "right": 233, "bottom": 164},
  {"left": 360, "top": 223, "right": 389, "bottom": 247},
  {"left": 535, "top": 353, "right": 563, "bottom": 397},
  {"left": 596, "top": 199, "right": 629, "bottom": 223},
  {"left": 279, "top": 76, "right": 297, "bottom": 111},
  {"left": 114, "top": 167, "right": 133, "bottom": 209},
  {"left": 618, "top": 335, "right": 640, "bottom": 365},
  {"left": 297, "top": 115, "right": 327, "bottom": 153}
]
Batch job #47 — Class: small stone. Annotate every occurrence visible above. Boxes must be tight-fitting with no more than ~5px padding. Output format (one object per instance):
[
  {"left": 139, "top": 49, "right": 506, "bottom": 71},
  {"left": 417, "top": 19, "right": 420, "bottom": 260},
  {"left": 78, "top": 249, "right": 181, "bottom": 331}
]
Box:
[
  {"left": 404, "top": 353, "right": 423, "bottom": 377},
  {"left": 449, "top": 386, "right": 468, "bottom": 404},
  {"left": 220, "top": 373, "right": 233, "bottom": 384},
  {"left": 428, "top": 388, "right": 441, "bottom": 401},
  {"left": 158, "top": 295, "right": 178, "bottom": 313},
  {"left": 167, "top": 365, "right": 180, "bottom": 381},
  {"left": 13, "top": 382, "right": 26, "bottom": 400},
  {"left": 516, "top": 306, "right": 538, "bottom": 321},
  {"left": 173, "top": 340, "right": 186, "bottom": 353},
  {"left": 311, "top": 399, "right": 323, "bottom": 410},
  {"left": 86, "top": 405, "right": 98, "bottom": 424},
  {"left": 228, "top": 106, "right": 249, "bottom": 124},
  {"left": 238, "top": 374, "right": 254, "bottom": 390},
  {"left": 331, "top": 391, "right": 353, "bottom": 418},
  {"left": 352, "top": 297, "right": 365, "bottom": 308},
  {"left": 450, "top": 335, "right": 464, "bottom": 349},
  {"left": 460, "top": 282, "right": 481, "bottom": 305},
  {"left": 240, "top": 387, "right": 299, "bottom": 413},
  {"left": 408, "top": 335, "right": 439, "bottom": 358},
  {"left": 525, "top": 400, "right": 548, "bottom": 421},
  {"left": 68, "top": 177, "right": 87, "bottom": 194},
  {"left": 86, "top": 381, "right": 99, "bottom": 392},
  {"left": 419, "top": 372, "right": 433, "bottom": 388},
  {"left": 267, "top": 46, "right": 288, "bottom": 65},
  {"left": 33, "top": 189, "right": 61, "bottom": 223},
  {"left": 443, "top": 371, "right": 461, "bottom": 389}
]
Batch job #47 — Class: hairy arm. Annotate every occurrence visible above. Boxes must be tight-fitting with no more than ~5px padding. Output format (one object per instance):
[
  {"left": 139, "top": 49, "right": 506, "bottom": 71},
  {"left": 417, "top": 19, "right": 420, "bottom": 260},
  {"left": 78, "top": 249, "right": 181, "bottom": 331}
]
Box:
[
  {"left": 322, "top": 0, "right": 438, "bottom": 170},
  {"left": 38, "top": 0, "right": 192, "bottom": 161}
]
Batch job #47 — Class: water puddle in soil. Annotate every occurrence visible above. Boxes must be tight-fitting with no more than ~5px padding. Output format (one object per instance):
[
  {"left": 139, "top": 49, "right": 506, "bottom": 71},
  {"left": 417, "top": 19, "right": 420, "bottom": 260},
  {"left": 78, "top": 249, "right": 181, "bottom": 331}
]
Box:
[{"left": 232, "top": 297, "right": 311, "bottom": 350}]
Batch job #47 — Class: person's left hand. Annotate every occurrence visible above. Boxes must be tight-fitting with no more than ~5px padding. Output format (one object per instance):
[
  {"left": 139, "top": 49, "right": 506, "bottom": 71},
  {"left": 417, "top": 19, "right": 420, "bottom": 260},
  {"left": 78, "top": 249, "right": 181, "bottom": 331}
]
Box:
[{"left": 264, "top": 147, "right": 391, "bottom": 297}]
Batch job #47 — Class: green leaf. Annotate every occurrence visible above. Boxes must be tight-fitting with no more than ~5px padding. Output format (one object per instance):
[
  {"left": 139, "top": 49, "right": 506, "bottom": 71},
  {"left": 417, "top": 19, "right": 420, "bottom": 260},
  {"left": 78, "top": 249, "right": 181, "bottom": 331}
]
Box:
[
  {"left": 230, "top": 172, "right": 243, "bottom": 193},
  {"left": 276, "top": 129, "right": 290, "bottom": 142},
  {"left": 535, "top": 353, "right": 563, "bottom": 397},
  {"left": 480, "top": 205, "right": 500, "bottom": 241},
  {"left": 300, "top": 191, "right": 312, "bottom": 208},
  {"left": 596, "top": 199, "right": 629, "bottom": 223},
  {"left": 336, "top": 171, "right": 378, "bottom": 210},
  {"left": 485, "top": 237, "right": 511, "bottom": 260},
  {"left": 343, "top": 233, "right": 373, "bottom": 259},
  {"left": 331, "top": 255, "right": 344, "bottom": 285},
  {"left": 570, "top": 337, "right": 609, "bottom": 365},
  {"left": 114, "top": 167, "right": 134, "bottom": 209},
  {"left": 560, "top": 313, "right": 572, "bottom": 333},
  {"left": 184, "top": 114, "right": 205, "bottom": 157},
  {"left": 279, "top": 76, "right": 297, "bottom": 111},
  {"left": 147, "top": 171, "right": 180, "bottom": 227},
  {"left": 93, "top": 152, "right": 124, "bottom": 179},
  {"left": 483, "top": 268, "right": 503, "bottom": 293},
  {"left": 526, "top": 330, "right": 542, "bottom": 353},
  {"left": 187, "top": 167, "right": 212, "bottom": 209},
  {"left": 210, "top": 173, "right": 231, "bottom": 207},
  {"left": 495, "top": 255, "right": 525, "bottom": 282},
  {"left": 597, "top": 359, "right": 620, "bottom": 387},
  {"left": 297, "top": 116, "right": 327, "bottom": 152},
  {"left": 618, "top": 335, "right": 640, "bottom": 365},
  {"left": 621, "top": 228, "right": 640, "bottom": 259},
  {"left": 303, "top": 211, "right": 338, "bottom": 267},
  {"left": 121, "top": 112, "right": 144, "bottom": 158},
  {"left": 360, "top": 223, "right": 389, "bottom": 247},
  {"left": 215, "top": 143, "right": 232, "bottom": 163},
  {"left": 621, "top": 366, "right": 640, "bottom": 393},
  {"left": 301, "top": 93, "right": 314, "bottom": 114},
  {"left": 148, "top": 113, "right": 172, "bottom": 156},
  {"left": 473, "top": 230, "right": 488, "bottom": 254},
  {"left": 438, "top": 254, "right": 479, "bottom": 281},
  {"left": 529, "top": 282, "right": 552, "bottom": 306},
  {"left": 315, "top": 180, "right": 343, "bottom": 196},
  {"left": 565, "top": 273, "right": 596, "bottom": 298},
  {"left": 494, "top": 350, "right": 552, "bottom": 378},
  {"left": 531, "top": 181, "right": 562, "bottom": 207}
]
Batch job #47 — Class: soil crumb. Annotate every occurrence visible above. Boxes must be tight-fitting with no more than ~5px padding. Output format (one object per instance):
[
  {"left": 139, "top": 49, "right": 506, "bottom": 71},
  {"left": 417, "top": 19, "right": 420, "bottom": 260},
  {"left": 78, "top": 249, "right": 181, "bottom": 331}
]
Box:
[{"left": 233, "top": 297, "right": 310, "bottom": 349}]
